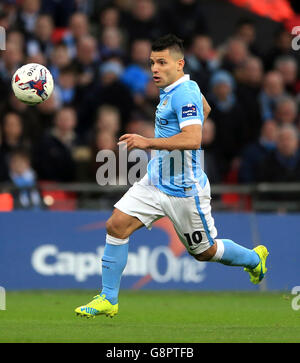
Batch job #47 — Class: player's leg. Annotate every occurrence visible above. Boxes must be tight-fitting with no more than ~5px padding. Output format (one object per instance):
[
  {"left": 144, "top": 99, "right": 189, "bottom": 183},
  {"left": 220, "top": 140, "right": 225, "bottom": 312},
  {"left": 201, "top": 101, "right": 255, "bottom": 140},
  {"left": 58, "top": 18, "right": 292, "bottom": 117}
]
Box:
[
  {"left": 75, "top": 177, "right": 165, "bottom": 318},
  {"left": 201, "top": 239, "right": 269, "bottom": 284},
  {"left": 75, "top": 210, "right": 143, "bottom": 318},
  {"left": 167, "top": 181, "right": 268, "bottom": 284},
  {"left": 190, "top": 180, "right": 269, "bottom": 283},
  {"left": 99, "top": 209, "right": 143, "bottom": 306},
  {"left": 194, "top": 238, "right": 260, "bottom": 268}
]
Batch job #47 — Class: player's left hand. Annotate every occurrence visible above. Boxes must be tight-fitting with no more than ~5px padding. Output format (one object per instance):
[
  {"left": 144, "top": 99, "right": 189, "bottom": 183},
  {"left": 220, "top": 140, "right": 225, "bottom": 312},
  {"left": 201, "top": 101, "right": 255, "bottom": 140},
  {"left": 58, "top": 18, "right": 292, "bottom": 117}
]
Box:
[{"left": 118, "top": 134, "right": 151, "bottom": 151}]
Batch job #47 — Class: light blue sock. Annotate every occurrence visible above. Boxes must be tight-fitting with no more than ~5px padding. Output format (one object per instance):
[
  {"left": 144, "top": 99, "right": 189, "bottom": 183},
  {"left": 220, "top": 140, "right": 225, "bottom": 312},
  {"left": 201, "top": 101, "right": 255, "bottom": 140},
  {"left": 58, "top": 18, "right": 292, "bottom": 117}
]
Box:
[
  {"left": 211, "top": 239, "right": 260, "bottom": 269},
  {"left": 101, "top": 235, "right": 129, "bottom": 305}
]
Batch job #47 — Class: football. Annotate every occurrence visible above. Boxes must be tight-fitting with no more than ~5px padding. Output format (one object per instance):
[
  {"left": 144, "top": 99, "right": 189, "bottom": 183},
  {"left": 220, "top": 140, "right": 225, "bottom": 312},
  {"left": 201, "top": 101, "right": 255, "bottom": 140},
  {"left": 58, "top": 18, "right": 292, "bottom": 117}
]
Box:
[{"left": 11, "top": 63, "right": 54, "bottom": 105}]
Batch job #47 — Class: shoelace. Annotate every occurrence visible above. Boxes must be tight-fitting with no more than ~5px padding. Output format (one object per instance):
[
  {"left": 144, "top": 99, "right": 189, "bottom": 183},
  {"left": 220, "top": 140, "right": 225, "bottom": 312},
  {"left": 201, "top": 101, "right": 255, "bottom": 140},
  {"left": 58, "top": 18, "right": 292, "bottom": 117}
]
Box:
[{"left": 92, "top": 294, "right": 106, "bottom": 301}]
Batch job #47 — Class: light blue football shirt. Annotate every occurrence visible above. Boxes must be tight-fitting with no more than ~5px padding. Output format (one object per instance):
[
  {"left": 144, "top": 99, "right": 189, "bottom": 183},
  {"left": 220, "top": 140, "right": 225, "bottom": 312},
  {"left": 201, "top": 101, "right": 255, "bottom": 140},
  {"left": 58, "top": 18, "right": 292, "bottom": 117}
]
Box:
[{"left": 147, "top": 74, "right": 208, "bottom": 197}]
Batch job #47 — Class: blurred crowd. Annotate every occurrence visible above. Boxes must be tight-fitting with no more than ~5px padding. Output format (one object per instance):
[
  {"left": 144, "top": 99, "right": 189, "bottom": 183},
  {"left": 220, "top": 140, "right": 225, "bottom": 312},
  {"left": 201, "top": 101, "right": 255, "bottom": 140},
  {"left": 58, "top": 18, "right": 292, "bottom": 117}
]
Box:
[{"left": 0, "top": 0, "right": 300, "bottom": 209}]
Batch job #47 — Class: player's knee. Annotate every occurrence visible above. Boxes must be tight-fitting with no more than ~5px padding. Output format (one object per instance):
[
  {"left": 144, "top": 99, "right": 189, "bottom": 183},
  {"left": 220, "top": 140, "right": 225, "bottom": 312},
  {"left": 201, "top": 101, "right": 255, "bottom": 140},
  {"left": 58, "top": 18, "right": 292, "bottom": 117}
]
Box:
[
  {"left": 106, "top": 215, "right": 130, "bottom": 239},
  {"left": 193, "top": 242, "right": 217, "bottom": 262},
  {"left": 193, "top": 253, "right": 211, "bottom": 262}
]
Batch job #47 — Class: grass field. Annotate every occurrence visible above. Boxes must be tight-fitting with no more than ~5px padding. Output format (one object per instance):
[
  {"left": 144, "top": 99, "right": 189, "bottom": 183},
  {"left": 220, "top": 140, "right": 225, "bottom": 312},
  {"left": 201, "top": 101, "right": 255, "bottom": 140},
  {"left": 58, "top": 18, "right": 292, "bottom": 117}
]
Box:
[{"left": 0, "top": 290, "right": 299, "bottom": 343}]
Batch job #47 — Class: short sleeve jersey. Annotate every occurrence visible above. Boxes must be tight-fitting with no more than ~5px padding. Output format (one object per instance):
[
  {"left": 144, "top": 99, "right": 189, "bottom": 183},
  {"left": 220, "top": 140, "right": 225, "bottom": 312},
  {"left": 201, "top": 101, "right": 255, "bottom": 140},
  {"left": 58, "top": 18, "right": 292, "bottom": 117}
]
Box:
[{"left": 147, "top": 74, "right": 208, "bottom": 197}]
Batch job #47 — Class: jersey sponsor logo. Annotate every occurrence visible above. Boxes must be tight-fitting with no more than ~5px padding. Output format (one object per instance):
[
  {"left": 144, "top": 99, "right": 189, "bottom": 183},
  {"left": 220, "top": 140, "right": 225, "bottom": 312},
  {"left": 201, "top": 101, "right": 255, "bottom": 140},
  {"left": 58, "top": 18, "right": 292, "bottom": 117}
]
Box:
[
  {"left": 156, "top": 116, "right": 168, "bottom": 126},
  {"left": 182, "top": 104, "right": 197, "bottom": 118}
]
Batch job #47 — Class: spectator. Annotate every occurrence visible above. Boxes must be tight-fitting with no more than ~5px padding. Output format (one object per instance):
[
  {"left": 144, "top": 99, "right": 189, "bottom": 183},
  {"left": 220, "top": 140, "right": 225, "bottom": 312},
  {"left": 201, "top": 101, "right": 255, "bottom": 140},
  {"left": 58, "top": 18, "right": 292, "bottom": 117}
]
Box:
[
  {"left": 133, "top": 79, "right": 159, "bottom": 120},
  {"left": 14, "top": 0, "right": 41, "bottom": 39},
  {"left": 34, "top": 89, "right": 61, "bottom": 131},
  {"left": 239, "top": 120, "right": 278, "bottom": 183},
  {"left": 88, "top": 60, "right": 134, "bottom": 134},
  {"left": 6, "top": 30, "right": 25, "bottom": 53},
  {"left": 160, "top": 0, "right": 208, "bottom": 45},
  {"left": 0, "top": 93, "right": 41, "bottom": 145},
  {"left": 99, "top": 26, "right": 125, "bottom": 61},
  {"left": 274, "top": 56, "right": 299, "bottom": 96},
  {"left": 94, "top": 130, "right": 118, "bottom": 153},
  {"left": 263, "top": 27, "right": 299, "bottom": 71},
  {"left": 0, "top": 9, "right": 10, "bottom": 31},
  {"left": 34, "top": 107, "right": 78, "bottom": 182},
  {"left": 258, "top": 124, "right": 300, "bottom": 184},
  {"left": 0, "top": 133, "right": 8, "bottom": 181},
  {"left": 8, "top": 148, "right": 44, "bottom": 209},
  {"left": 85, "top": 103, "right": 121, "bottom": 152},
  {"left": 72, "top": 35, "right": 100, "bottom": 88},
  {"left": 219, "top": 37, "right": 249, "bottom": 74},
  {"left": 70, "top": 34, "right": 101, "bottom": 132},
  {"left": 0, "top": 0, "right": 299, "bottom": 200},
  {"left": 75, "top": 0, "right": 95, "bottom": 16},
  {"left": 274, "top": 96, "right": 298, "bottom": 125},
  {"left": 95, "top": 105, "right": 121, "bottom": 136},
  {"left": 235, "top": 56, "right": 264, "bottom": 143},
  {"left": 0, "top": 111, "right": 31, "bottom": 181},
  {"left": 233, "top": 18, "right": 261, "bottom": 57},
  {"left": 55, "top": 65, "right": 78, "bottom": 106},
  {"left": 91, "top": 130, "right": 119, "bottom": 183},
  {"left": 121, "top": 38, "right": 152, "bottom": 97},
  {"left": 62, "top": 12, "right": 90, "bottom": 59},
  {"left": 40, "top": 0, "right": 76, "bottom": 28},
  {"left": 26, "top": 14, "right": 54, "bottom": 60},
  {"left": 185, "top": 34, "right": 220, "bottom": 94},
  {"left": 126, "top": 116, "right": 154, "bottom": 139},
  {"left": 49, "top": 43, "right": 72, "bottom": 83},
  {"left": 256, "top": 124, "right": 300, "bottom": 203},
  {"left": 201, "top": 118, "right": 222, "bottom": 184},
  {"left": 259, "top": 71, "right": 285, "bottom": 122},
  {"left": 208, "top": 70, "right": 247, "bottom": 177},
  {"left": 89, "top": 1, "right": 116, "bottom": 22},
  {"left": 0, "top": 112, "right": 30, "bottom": 157},
  {"left": 114, "top": 0, "right": 133, "bottom": 12},
  {"left": 26, "top": 50, "right": 47, "bottom": 67},
  {"left": 98, "top": 5, "right": 121, "bottom": 29},
  {"left": 125, "top": 115, "right": 153, "bottom": 179},
  {"left": 235, "top": 56, "right": 263, "bottom": 88},
  {"left": 75, "top": 59, "right": 124, "bottom": 138},
  {"left": 1, "top": 1, "right": 18, "bottom": 29},
  {"left": 0, "top": 41, "right": 24, "bottom": 100},
  {"left": 122, "top": 0, "right": 162, "bottom": 43}
]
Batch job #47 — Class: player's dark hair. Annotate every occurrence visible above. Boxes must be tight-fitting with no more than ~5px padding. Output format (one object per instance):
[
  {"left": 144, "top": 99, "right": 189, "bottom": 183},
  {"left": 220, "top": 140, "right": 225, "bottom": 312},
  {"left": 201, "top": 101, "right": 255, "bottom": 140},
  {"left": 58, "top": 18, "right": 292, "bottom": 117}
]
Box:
[{"left": 152, "top": 34, "right": 184, "bottom": 55}]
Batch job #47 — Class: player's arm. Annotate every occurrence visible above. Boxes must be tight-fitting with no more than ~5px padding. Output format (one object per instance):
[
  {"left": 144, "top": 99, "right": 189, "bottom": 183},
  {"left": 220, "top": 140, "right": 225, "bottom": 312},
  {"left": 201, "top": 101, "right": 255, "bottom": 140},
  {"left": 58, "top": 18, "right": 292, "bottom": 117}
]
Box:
[
  {"left": 151, "top": 124, "right": 202, "bottom": 150},
  {"left": 119, "top": 124, "right": 201, "bottom": 151},
  {"left": 119, "top": 86, "right": 206, "bottom": 151},
  {"left": 202, "top": 94, "right": 211, "bottom": 122}
]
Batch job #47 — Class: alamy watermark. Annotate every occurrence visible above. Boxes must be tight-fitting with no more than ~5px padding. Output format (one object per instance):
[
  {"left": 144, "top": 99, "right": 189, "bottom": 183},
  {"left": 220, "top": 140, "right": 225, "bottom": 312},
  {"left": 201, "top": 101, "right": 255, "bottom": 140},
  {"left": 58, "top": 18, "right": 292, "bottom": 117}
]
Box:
[
  {"left": 0, "top": 26, "right": 5, "bottom": 50},
  {"left": 291, "top": 26, "right": 300, "bottom": 51},
  {"left": 95, "top": 144, "right": 205, "bottom": 187},
  {"left": 0, "top": 286, "right": 5, "bottom": 310},
  {"left": 291, "top": 286, "right": 300, "bottom": 311}
]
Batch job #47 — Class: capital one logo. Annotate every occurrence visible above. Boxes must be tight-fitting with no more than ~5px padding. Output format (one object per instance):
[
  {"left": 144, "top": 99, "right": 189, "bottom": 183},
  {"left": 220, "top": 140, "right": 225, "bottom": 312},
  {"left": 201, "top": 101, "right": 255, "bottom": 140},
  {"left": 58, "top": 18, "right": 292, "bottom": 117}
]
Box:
[
  {"left": 0, "top": 286, "right": 5, "bottom": 310},
  {"left": 291, "top": 286, "right": 300, "bottom": 311},
  {"left": 0, "top": 26, "right": 5, "bottom": 50},
  {"left": 291, "top": 26, "right": 300, "bottom": 51}
]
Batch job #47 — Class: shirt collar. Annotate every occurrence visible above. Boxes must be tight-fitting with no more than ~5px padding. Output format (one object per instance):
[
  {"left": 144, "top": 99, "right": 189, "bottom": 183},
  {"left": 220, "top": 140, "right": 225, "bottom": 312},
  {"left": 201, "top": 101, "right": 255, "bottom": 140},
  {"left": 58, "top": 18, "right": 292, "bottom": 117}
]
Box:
[{"left": 162, "top": 74, "right": 190, "bottom": 93}]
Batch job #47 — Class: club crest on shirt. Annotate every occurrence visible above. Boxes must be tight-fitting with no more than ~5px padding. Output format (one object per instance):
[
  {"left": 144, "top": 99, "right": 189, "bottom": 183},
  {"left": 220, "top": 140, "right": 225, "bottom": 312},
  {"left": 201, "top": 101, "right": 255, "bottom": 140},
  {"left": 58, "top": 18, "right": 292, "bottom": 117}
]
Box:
[
  {"left": 182, "top": 104, "right": 197, "bottom": 118},
  {"left": 162, "top": 97, "right": 169, "bottom": 107}
]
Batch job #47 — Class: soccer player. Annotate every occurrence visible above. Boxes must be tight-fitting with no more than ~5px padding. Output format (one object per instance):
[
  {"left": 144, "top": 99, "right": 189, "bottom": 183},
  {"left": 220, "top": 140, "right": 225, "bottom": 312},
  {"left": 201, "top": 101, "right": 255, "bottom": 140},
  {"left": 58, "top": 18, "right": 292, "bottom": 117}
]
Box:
[{"left": 75, "top": 34, "right": 269, "bottom": 318}]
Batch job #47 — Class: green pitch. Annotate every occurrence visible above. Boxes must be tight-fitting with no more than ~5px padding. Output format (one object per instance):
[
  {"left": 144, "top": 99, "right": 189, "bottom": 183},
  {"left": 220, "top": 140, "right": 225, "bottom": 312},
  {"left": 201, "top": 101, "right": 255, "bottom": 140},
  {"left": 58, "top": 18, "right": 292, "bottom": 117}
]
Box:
[{"left": 0, "top": 290, "right": 299, "bottom": 343}]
